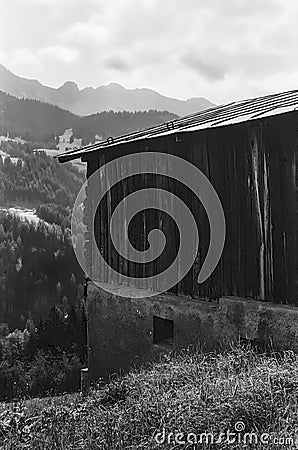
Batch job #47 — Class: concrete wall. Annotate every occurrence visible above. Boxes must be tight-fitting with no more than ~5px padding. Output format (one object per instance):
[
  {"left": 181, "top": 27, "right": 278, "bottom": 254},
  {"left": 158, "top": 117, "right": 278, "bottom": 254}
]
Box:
[
  {"left": 218, "top": 296, "right": 298, "bottom": 351},
  {"left": 87, "top": 283, "right": 298, "bottom": 382},
  {"left": 87, "top": 283, "right": 218, "bottom": 381}
]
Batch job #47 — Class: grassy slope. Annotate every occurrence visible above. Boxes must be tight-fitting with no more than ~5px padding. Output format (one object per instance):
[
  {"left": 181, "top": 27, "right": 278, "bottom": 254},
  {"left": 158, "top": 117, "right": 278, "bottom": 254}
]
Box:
[{"left": 1, "top": 345, "right": 298, "bottom": 449}]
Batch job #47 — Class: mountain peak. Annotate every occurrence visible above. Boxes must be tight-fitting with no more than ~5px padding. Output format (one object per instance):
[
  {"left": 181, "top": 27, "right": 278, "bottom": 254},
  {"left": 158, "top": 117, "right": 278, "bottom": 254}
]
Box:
[
  {"left": 59, "top": 81, "right": 79, "bottom": 91},
  {"left": 0, "top": 64, "right": 216, "bottom": 116},
  {"left": 106, "top": 82, "right": 125, "bottom": 90}
]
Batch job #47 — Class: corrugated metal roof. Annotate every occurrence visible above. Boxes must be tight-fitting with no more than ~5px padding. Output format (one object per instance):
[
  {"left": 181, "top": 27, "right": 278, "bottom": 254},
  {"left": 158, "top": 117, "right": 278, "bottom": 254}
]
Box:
[{"left": 57, "top": 89, "right": 298, "bottom": 163}]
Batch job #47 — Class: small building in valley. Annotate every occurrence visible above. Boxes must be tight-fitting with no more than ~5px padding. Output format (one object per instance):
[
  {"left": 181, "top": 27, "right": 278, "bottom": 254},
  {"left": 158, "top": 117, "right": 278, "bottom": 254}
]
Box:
[
  {"left": 58, "top": 89, "right": 298, "bottom": 382},
  {"left": 57, "top": 128, "right": 83, "bottom": 153},
  {"left": 0, "top": 150, "right": 24, "bottom": 166}
]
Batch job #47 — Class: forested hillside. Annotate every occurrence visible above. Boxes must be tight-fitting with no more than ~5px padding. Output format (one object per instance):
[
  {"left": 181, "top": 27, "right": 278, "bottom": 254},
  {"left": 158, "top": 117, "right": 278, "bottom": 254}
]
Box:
[
  {"left": 0, "top": 212, "right": 84, "bottom": 327},
  {"left": 0, "top": 211, "right": 87, "bottom": 400},
  {"left": 0, "top": 141, "right": 86, "bottom": 330},
  {"left": 0, "top": 140, "right": 87, "bottom": 399},
  {"left": 0, "top": 91, "right": 77, "bottom": 143},
  {"left": 72, "top": 109, "right": 179, "bottom": 143},
  {"left": 0, "top": 141, "right": 84, "bottom": 207},
  {"left": 0, "top": 90, "right": 178, "bottom": 144}
]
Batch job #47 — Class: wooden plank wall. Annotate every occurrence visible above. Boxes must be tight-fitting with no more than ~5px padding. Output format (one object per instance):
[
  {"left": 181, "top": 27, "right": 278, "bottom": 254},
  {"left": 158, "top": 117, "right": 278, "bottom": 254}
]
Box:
[{"left": 83, "top": 112, "right": 297, "bottom": 305}]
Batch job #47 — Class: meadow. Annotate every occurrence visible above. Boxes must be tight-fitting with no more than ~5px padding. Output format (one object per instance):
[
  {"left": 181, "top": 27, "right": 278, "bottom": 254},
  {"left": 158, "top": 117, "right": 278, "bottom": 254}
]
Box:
[{"left": 1, "top": 344, "right": 298, "bottom": 449}]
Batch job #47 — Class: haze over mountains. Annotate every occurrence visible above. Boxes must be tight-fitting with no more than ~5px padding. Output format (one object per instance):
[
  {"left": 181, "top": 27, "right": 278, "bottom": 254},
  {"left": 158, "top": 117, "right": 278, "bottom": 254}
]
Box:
[{"left": 0, "top": 64, "right": 215, "bottom": 117}]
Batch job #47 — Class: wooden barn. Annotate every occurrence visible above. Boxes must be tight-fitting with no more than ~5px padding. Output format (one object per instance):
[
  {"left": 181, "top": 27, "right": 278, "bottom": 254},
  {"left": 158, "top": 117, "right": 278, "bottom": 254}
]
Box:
[{"left": 58, "top": 89, "right": 298, "bottom": 380}]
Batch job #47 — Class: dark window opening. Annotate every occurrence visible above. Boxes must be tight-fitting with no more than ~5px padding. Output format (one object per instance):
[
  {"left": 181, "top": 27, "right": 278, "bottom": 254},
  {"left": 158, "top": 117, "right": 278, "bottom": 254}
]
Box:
[{"left": 153, "top": 316, "right": 174, "bottom": 347}]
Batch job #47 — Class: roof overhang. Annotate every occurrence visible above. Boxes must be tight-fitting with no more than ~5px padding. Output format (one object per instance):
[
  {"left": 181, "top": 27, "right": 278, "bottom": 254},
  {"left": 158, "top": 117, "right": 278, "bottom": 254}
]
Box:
[{"left": 57, "top": 89, "right": 298, "bottom": 164}]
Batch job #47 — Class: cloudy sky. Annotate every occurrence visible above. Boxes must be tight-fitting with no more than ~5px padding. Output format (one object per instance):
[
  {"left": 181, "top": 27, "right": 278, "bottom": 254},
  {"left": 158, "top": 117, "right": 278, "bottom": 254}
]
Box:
[{"left": 0, "top": 0, "right": 297, "bottom": 104}]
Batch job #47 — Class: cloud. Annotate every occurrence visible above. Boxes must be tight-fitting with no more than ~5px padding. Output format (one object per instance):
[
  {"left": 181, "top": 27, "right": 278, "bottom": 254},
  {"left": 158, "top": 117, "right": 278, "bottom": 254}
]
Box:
[
  {"left": 105, "top": 57, "right": 130, "bottom": 72},
  {"left": 38, "top": 46, "right": 79, "bottom": 64},
  {"left": 2, "top": 48, "right": 43, "bottom": 74},
  {"left": 60, "top": 21, "right": 109, "bottom": 45},
  {"left": 181, "top": 53, "right": 226, "bottom": 81},
  {"left": 0, "top": 0, "right": 297, "bottom": 103}
]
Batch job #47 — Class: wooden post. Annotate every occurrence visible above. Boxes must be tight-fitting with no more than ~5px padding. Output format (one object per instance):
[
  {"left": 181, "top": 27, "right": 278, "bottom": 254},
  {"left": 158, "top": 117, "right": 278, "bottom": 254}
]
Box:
[{"left": 80, "top": 367, "right": 89, "bottom": 395}]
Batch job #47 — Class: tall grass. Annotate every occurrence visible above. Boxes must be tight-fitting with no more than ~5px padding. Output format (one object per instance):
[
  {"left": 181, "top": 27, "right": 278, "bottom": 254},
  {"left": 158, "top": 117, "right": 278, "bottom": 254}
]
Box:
[{"left": 1, "top": 344, "right": 298, "bottom": 449}]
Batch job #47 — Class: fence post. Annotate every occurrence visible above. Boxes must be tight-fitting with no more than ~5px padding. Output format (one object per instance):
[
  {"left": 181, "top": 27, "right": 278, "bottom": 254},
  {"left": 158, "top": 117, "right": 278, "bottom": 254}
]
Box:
[{"left": 80, "top": 367, "right": 89, "bottom": 395}]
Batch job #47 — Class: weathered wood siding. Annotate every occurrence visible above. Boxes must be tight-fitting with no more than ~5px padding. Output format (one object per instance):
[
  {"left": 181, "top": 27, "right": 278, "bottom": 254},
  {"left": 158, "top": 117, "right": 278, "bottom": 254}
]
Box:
[{"left": 83, "top": 112, "right": 297, "bottom": 305}]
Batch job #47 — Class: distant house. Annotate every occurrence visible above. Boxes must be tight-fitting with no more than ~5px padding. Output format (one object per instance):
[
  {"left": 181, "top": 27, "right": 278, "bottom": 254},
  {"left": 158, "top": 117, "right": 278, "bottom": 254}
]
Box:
[
  {"left": 0, "top": 134, "right": 10, "bottom": 144},
  {"left": 57, "top": 128, "right": 83, "bottom": 153},
  {"left": 9, "top": 157, "right": 24, "bottom": 166},
  {"left": 14, "top": 137, "right": 27, "bottom": 145},
  {"left": 58, "top": 89, "right": 298, "bottom": 382},
  {"left": 58, "top": 128, "right": 73, "bottom": 144},
  {"left": 0, "top": 134, "right": 27, "bottom": 145},
  {"left": 0, "top": 150, "right": 24, "bottom": 166},
  {"left": 0, "top": 150, "right": 9, "bottom": 162},
  {"left": 33, "top": 148, "right": 50, "bottom": 154},
  {"left": 94, "top": 134, "right": 104, "bottom": 144}
]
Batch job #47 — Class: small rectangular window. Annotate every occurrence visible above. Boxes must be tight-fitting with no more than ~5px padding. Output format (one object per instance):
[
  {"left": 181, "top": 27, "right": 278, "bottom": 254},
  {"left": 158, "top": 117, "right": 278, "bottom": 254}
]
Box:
[{"left": 153, "top": 316, "right": 174, "bottom": 347}]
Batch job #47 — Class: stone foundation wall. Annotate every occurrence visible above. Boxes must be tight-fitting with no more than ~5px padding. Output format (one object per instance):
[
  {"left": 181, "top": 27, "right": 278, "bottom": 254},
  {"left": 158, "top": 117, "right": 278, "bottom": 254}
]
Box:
[
  {"left": 87, "top": 284, "right": 298, "bottom": 382},
  {"left": 218, "top": 296, "right": 298, "bottom": 351}
]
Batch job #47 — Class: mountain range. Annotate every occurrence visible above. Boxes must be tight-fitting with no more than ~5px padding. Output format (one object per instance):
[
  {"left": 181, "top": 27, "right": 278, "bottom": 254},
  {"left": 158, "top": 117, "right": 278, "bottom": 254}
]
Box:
[{"left": 0, "top": 64, "right": 215, "bottom": 116}]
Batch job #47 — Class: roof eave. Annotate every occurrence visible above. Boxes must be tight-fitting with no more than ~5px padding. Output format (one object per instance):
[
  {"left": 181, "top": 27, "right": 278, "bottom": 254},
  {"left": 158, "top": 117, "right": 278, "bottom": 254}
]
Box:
[{"left": 56, "top": 89, "right": 298, "bottom": 164}]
